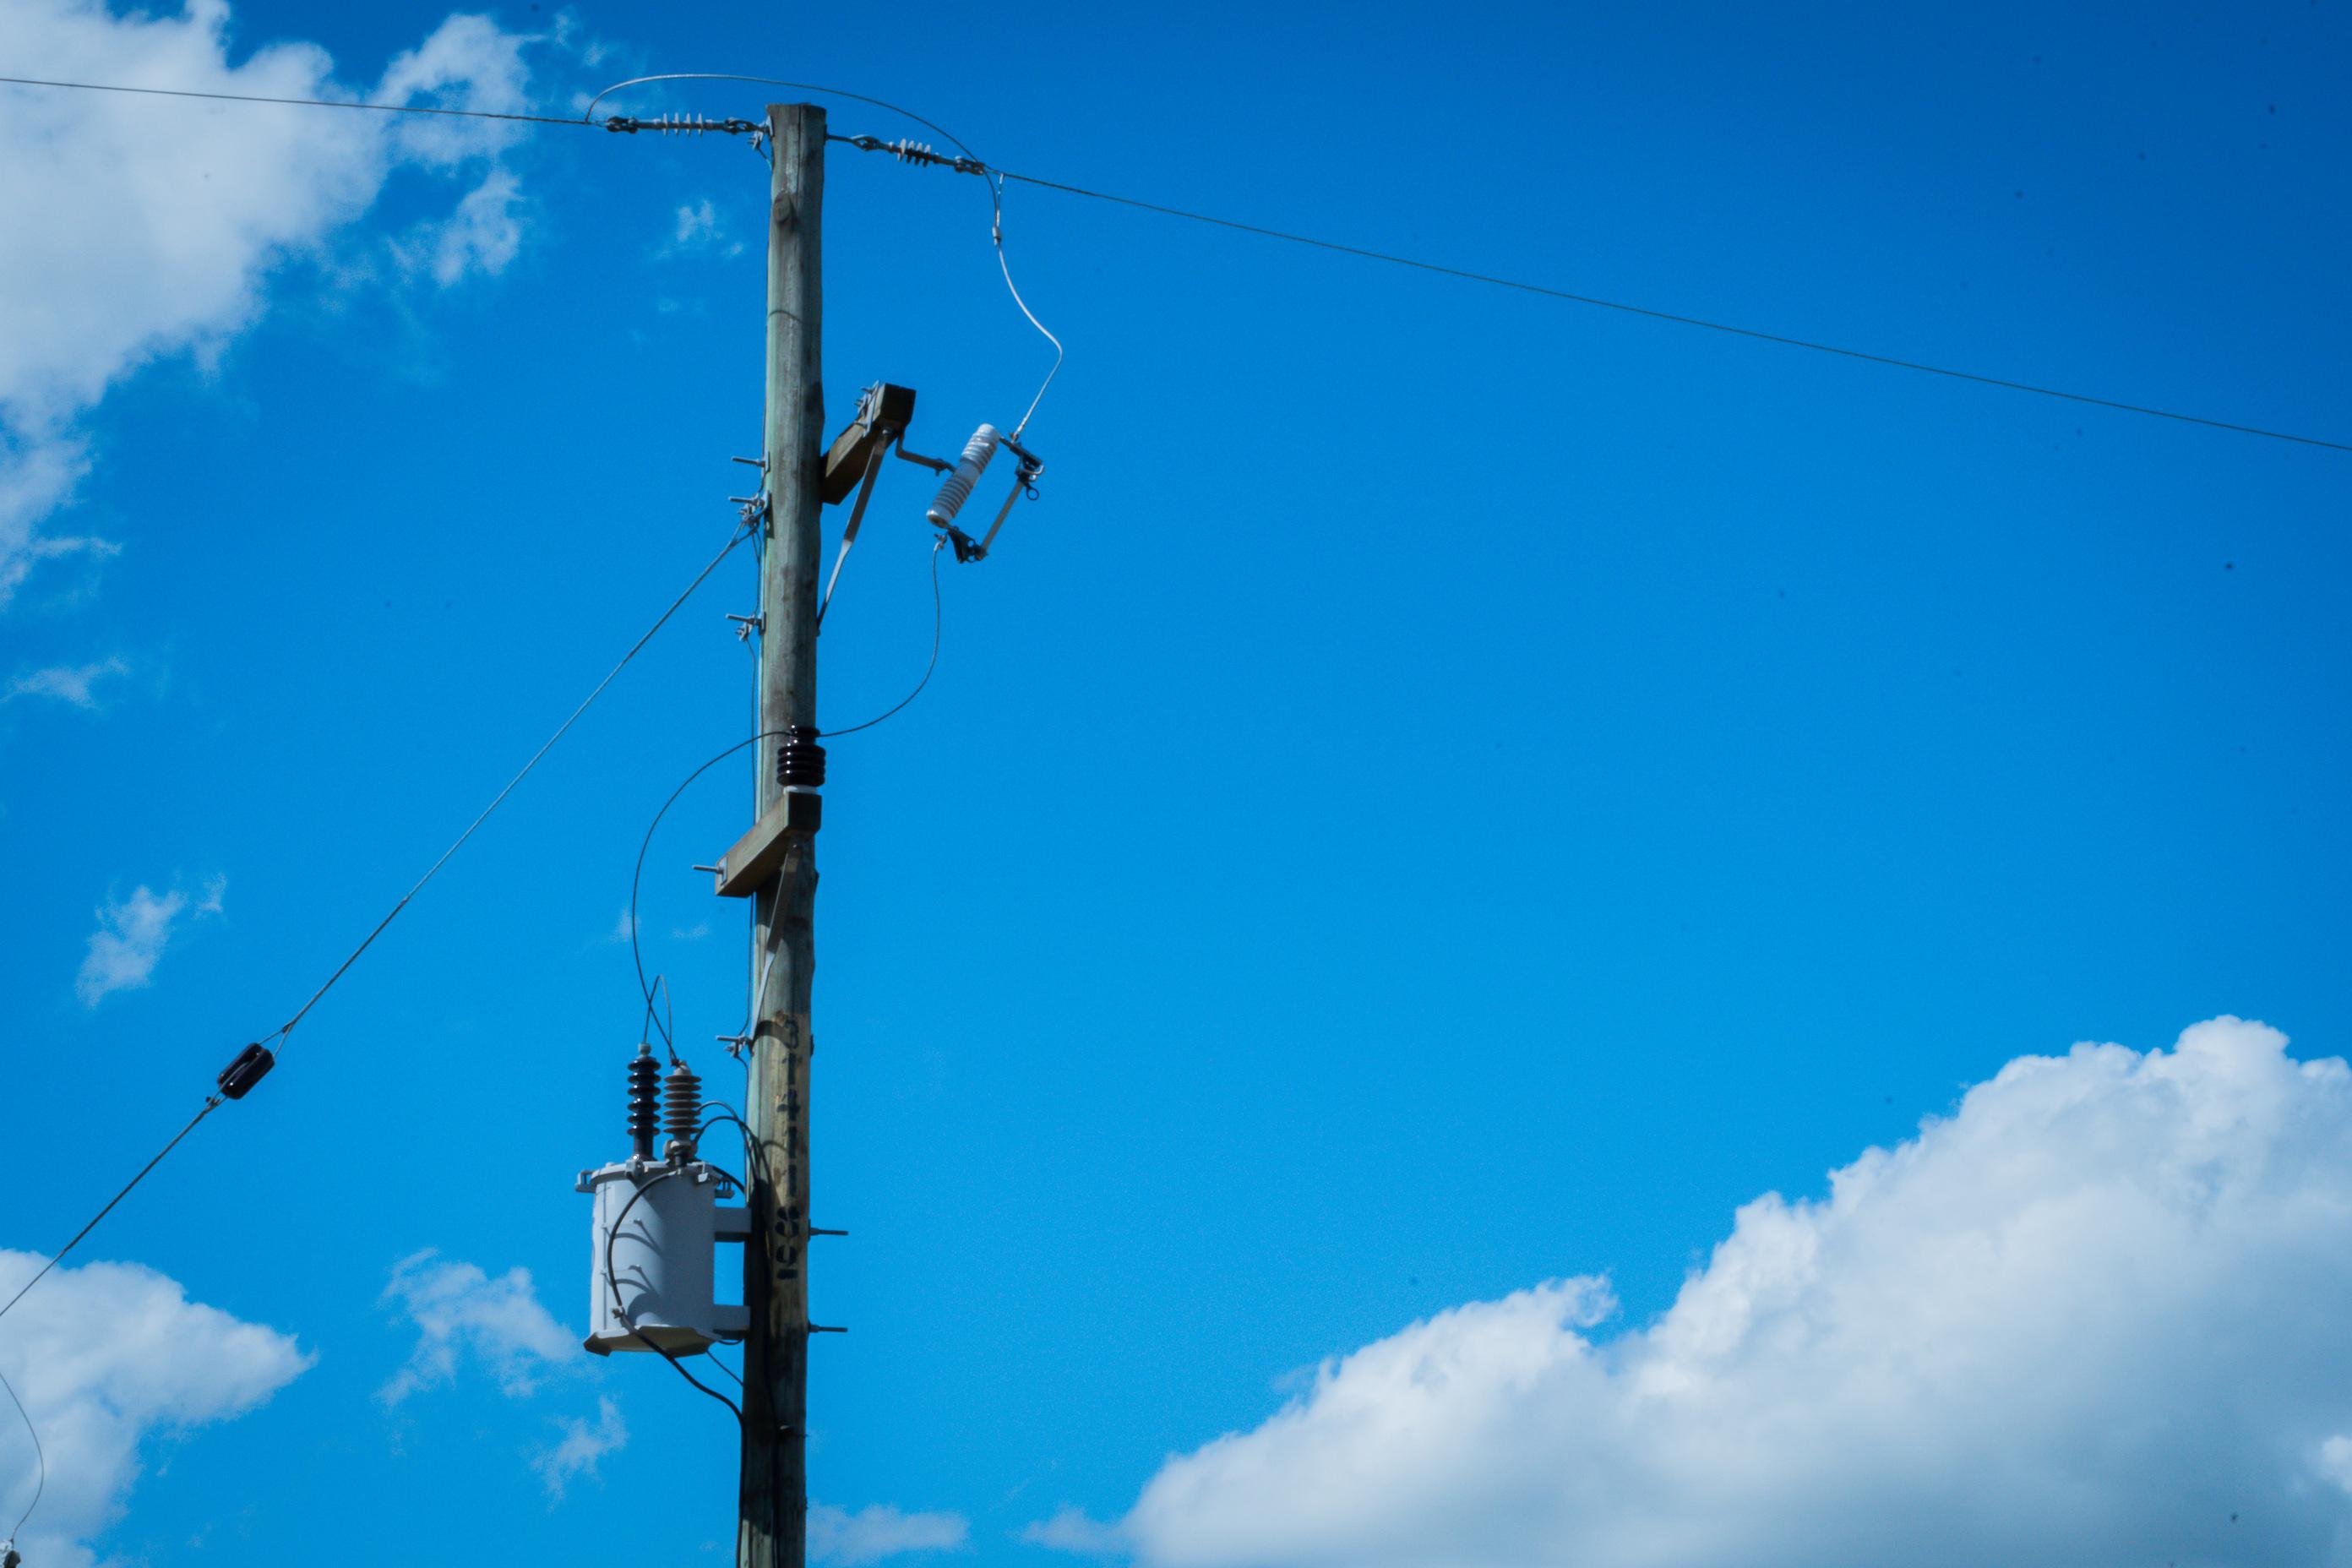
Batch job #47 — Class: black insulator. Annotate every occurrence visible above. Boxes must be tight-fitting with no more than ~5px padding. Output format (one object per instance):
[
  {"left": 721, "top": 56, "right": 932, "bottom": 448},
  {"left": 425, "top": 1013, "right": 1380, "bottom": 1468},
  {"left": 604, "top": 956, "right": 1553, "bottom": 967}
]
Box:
[
  {"left": 627, "top": 1045, "right": 661, "bottom": 1160},
  {"left": 776, "top": 725, "right": 827, "bottom": 790},
  {"left": 216, "top": 1042, "right": 276, "bottom": 1101},
  {"left": 663, "top": 1063, "right": 703, "bottom": 1157}
]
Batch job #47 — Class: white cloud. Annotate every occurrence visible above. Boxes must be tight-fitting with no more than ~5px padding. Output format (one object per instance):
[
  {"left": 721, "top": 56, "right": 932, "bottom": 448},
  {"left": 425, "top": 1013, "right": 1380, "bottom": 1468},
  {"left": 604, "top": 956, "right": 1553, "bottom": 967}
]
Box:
[
  {"left": 6, "top": 656, "right": 128, "bottom": 709},
  {"left": 378, "top": 1250, "right": 575, "bottom": 1403},
  {"left": 808, "top": 1502, "right": 971, "bottom": 1565},
  {"left": 675, "top": 199, "right": 721, "bottom": 246},
  {"left": 75, "top": 881, "right": 220, "bottom": 1005},
  {"left": 373, "top": 12, "right": 532, "bottom": 169},
  {"left": 0, "top": 1249, "right": 310, "bottom": 1567},
  {"left": 606, "top": 909, "right": 639, "bottom": 944},
  {"left": 531, "top": 1395, "right": 626, "bottom": 1500},
  {"left": 0, "top": 2, "right": 548, "bottom": 607},
  {"left": 395, "top": 166, "right": 526, "bottom": 288},
  {"left": 1088, "top": 1017, "right": 2352, "bottom": 1568},
  {"left": 662, "top": 196, "right": 743, "bottom": 260},
  {"left": 1022, "top": 1506, "right": 1124, "bottom": 1555}
]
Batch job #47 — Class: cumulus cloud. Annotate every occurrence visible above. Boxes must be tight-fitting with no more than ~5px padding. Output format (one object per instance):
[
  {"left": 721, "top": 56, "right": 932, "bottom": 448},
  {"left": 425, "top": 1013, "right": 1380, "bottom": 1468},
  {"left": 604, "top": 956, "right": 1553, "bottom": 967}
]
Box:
[
  {"left": 0, "top": 1249, "right": 310, "bottom": 1567},
  {"left": 0, "top": 0, "right": 548, "bottom": 607},
  {"left": 531, "top": 1395, "right": 627, "bottom": 1500},
  {"left": 7, "top": 656, "right": 129, "bottom": 709},
  {"left": 75, "top": 880, "right": 220, "bottom": 1005},
  {"left": 675, "top": 199, "right": 721, "bottom": 246},
  {"left": 390, "top": 165, "right": 527, "bottom": 287},
  {"left": 808, "top": 1502, "right": 971, "bottom": 1564},
  {"left": 378, "top": 1250, "right": 575, "bottom": 1404},
  {"left": 1022, "top": 1506, "right": 1124, "bottom": 1555},
  {"left": 1075, "top": 1017, "right": 2352, "bottom": 1568},
  {"left": 662, "top": 196, "right": 743, "bottom": 259}
]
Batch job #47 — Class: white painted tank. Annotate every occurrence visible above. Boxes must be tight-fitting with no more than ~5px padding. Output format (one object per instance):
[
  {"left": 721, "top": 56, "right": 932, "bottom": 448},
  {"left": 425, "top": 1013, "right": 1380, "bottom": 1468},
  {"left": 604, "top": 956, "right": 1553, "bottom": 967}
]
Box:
[{"left": 579, "top": 1157, "right": 749, "bottom": 1356}]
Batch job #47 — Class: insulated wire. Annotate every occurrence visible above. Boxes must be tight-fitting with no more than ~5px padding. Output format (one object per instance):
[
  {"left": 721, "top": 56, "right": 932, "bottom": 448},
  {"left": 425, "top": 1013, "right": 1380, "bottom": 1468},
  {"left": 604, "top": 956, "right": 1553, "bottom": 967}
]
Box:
[
  {"left": 642, "top": 973, "right": 677, "bottom": 1063},
  {"left": 629, "top": 542, "right": 949, "bottom": 1042},
  {"left": 1, "top": 1364, "right": 41, "bottom": 1546},
  {"left": 822, "top": 538, "right": 945, "bottom": 739},
  {"left": 990, "top": 175, "right": 1064, "bottom": 441},
  {"left": 602, "top": 1171, "right": 744, "bottom": 1422},
  {"left": 628, "top": 730, "right": 788, "bottom": 1053}
]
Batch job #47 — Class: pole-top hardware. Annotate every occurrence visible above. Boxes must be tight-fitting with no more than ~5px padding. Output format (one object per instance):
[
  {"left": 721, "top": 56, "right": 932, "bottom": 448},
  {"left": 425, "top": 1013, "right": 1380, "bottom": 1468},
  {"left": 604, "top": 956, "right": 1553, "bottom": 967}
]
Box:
[{"left": 604, "top": 112, "right": 762, "bottom": 137}]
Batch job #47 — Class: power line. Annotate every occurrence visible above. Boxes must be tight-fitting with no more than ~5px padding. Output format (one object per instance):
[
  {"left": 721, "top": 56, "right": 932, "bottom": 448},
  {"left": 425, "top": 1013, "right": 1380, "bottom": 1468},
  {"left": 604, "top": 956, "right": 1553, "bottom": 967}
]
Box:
[
  {"left": 0, "top": 520, "right": 751, "bottom": 1357},
  {"left": 837, "top": 138, "right": 2352, "bottom": 456},
  {"left": 0, "top": 1100, "right": 220, "bottom": 1329},
  {"left": 2, "top": 1359, "right": 40, "bottom": 1552},
  {"left": 270, "top": 517, "right": 754, "bottom": 1049},
  {"left": 0, "top": 74, "right": 596, "bottom": 128},
  {"left": 19, "top": 69, "right": 2325, "bottom": 452},
  {"left": 0, "top": 1097, "right": 217, "bottom": 1544}
]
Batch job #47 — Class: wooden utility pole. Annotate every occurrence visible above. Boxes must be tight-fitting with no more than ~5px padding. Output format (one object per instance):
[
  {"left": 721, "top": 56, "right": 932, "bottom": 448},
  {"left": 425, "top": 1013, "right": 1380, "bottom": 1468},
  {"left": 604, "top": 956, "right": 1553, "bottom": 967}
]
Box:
[{"left": 742, "top": 100, "right": 825, "bottom": 1568}]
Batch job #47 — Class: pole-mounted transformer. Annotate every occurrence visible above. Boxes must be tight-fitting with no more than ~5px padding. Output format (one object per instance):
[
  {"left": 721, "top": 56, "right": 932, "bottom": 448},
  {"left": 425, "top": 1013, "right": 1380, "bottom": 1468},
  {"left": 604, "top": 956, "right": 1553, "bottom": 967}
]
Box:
[{"left": 578, "top": 1044, "right": 749, "bottom": 1356}]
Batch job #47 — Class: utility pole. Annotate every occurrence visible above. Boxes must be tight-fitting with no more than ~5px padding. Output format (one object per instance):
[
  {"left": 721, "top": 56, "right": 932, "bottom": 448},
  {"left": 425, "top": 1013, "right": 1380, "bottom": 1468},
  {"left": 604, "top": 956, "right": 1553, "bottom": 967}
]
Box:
[{"left": 742, "top": 100, "right": 825, "bottom": 1568}]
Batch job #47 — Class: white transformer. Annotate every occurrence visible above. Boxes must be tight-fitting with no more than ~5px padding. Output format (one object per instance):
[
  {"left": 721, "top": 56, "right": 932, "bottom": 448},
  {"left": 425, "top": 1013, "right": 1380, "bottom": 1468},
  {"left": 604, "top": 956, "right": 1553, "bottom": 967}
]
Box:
[{"left": 580, "top": 1048, "right": 749, "bottom": 1357}]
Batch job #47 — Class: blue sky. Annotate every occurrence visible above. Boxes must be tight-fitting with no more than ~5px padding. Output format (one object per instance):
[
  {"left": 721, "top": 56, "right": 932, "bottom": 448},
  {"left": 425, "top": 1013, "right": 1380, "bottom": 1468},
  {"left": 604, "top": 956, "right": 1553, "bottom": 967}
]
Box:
[{"left": 3, "top": 1, "right": 2349, "bottom": 1565}]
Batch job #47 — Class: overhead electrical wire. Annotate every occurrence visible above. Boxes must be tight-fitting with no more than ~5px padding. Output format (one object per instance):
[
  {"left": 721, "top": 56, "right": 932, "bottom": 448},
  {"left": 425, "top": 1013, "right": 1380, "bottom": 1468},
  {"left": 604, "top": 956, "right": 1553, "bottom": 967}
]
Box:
[
  {"left": 835, "top": 138, "right": 2351, "bottom": 457},
  {"left": 0, "top": 1100, "right": 220, "bottom": 1329},
  {"left": 272, "top": 517, "right": 755, "bottom": 1052},
  {"left": 8, "top": 70, "right": 2333, "bottom": 451},
  {"left": 0, "top": 518, "right": 751, "bottom": 1386},
  {"left": 2, "top": 1362, "right": 40, "bottom": 1554},
  {"left": 0, "top": 73, "right": 597, "bottom": 127},
  {"left": 822, "top": 539, "right": 946, "bottom": 739},
  {"left": 602, "top": 1170, "right": 743, "bottom": 1422},
  {"left": 0, "top": 1097, "right": 217, "bottom": 1549}
]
